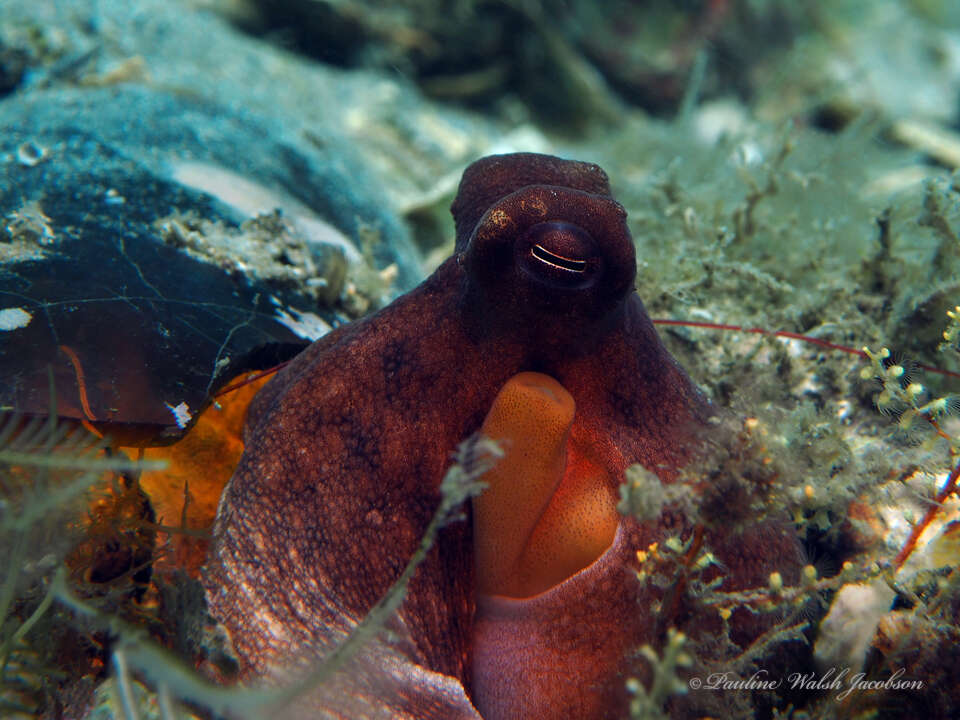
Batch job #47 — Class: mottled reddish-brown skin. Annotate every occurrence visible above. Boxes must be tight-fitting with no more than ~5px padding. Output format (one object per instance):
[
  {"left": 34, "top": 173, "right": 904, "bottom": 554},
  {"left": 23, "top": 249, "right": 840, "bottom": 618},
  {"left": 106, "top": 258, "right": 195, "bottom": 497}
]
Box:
[{"left": 205, "top": 153, "right": 804, "bottom": 719}]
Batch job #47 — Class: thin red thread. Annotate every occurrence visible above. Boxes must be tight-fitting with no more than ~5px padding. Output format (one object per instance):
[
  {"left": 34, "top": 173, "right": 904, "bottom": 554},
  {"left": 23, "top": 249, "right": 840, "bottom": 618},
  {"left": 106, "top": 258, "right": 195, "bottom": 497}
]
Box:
[
  {"left": 652, "top": 319, "right": 960, "bottom": 381},
  {"left": 58, "top": 344, "right": 97, "bottom": 422}
]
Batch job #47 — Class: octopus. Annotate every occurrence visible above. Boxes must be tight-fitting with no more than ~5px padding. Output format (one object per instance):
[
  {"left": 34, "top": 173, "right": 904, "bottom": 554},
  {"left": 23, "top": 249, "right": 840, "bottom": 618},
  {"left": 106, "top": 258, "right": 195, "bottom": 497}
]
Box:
[{"left": 205, "top": 152, "right": 805, "bottom": 719}]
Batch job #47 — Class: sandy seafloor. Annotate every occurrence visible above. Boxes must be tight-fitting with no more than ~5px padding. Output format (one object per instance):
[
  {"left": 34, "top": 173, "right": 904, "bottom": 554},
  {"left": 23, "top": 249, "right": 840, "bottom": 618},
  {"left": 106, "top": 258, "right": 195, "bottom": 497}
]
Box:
[{"left": 2, "top": 1, "right": 960, "bottom": 718}]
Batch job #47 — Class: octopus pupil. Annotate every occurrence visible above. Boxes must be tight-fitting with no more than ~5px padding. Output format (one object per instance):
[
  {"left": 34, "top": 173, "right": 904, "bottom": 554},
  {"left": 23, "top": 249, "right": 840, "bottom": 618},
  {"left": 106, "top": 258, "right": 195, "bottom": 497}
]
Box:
[{"left": 531, "top": 243, "right": 588, "bottom": 273}]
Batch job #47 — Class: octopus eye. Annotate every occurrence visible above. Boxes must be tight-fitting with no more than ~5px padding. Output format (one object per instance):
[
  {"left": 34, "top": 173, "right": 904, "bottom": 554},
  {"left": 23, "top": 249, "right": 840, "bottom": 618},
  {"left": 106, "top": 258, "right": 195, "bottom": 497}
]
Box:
[
  {"left": 530, "top": 243, "right": 588, "bottom": 273},
  {"left": 518, "top": 221, "right": 602, "bottom": 289}
]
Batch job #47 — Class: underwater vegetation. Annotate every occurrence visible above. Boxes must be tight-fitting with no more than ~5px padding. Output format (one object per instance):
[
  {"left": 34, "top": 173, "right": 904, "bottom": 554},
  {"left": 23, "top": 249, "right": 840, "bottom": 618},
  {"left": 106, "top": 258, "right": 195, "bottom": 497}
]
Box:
[
  {"left": 3, "top": 140, "right": 959, "bottom": 719},
  {"left": 2, "top": 0, "right": 960, "bottom": 719},
  {"left": 0, "top": 399, "right": 167, "bottom": 716},
  {"left": 206, "top": 152, "right": 807, "bottom": 719}
]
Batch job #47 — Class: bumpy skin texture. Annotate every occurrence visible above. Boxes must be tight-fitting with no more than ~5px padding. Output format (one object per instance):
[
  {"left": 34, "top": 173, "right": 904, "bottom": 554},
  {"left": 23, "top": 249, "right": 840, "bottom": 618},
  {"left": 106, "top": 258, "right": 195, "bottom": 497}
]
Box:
[{"left": 205, "top": 153, "right": 803, "bottom": 719}]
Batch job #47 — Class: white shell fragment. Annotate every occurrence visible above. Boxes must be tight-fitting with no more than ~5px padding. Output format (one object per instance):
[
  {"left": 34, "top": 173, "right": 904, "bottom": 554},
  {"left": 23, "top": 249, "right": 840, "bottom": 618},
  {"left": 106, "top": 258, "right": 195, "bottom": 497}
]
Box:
[
  {"left": 0, "top": 307, "right": 33, "bottom": 331},
  {"left": 165, "top": 401, "right": 193, "bottom": 429}
]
